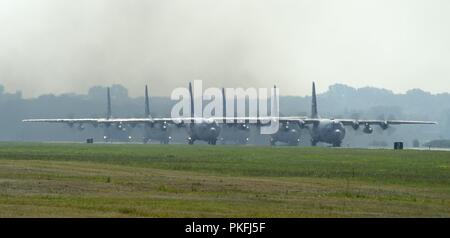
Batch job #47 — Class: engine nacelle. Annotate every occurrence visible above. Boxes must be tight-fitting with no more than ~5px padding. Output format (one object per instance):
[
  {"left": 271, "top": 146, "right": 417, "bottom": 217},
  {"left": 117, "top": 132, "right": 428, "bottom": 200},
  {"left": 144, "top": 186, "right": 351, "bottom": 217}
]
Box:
[
  {"left": 363, "top": 124, "right": 373, "bottom": 134},
  {"left": 380, "top": 121, "right": 389, "bottom": 130},
  {"left": 175, "top": 121, "right": 184, "bottom": 128},
  {"left": 297, "top": 120, "right": 306, "bottom": 129},
  {"left": 281, "top": 122, "right": 290, "bottom": 131},
  {"left": 352, "top": 121, "right": 360, "bottom": 130},
  {"left": 238, "top": 123, "right": 250, "bottom": 131},
  {"left": 161, "top": 121, "right": 168, "bottom": 130},
  {"left": 116, "top": 123, "right": 126, "bottom": 131}
]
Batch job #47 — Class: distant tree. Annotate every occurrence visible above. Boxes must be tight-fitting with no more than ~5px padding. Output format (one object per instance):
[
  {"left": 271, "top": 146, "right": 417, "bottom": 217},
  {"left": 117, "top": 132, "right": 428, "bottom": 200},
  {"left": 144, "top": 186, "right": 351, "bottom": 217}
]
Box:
[
  {"left": 87, "top": 86, "right": 107, "bottom": 100},
  {"left": 445, "top": 110, "right": 450, "bottom": 137},
  {"left": 424, "top": 140, "right": 450, "bottom": 148},
  {"left": 110, "top": 84, "right": 129, "bottom": 99}
]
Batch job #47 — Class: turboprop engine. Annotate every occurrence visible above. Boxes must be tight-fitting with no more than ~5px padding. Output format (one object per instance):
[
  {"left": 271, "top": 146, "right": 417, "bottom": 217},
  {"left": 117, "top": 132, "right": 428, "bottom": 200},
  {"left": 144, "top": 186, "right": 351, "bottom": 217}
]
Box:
[{"left": 363, "top": 123, "right": 373, "bottom": 134}]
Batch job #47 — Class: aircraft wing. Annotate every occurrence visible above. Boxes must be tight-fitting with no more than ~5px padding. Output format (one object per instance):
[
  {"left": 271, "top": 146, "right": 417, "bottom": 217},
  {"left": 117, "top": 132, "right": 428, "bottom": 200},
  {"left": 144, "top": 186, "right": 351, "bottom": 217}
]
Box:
[
  {"left": 242, "top": 117, "right": 437, "bottom": 127},
  {"left": 23, "top": 118, "right": 173, "bottom": 125},
  {"left": 22, "top": 116, "right": 310, "bottom": 125},
  {"left": 337, "top": 119, "right": 437, "bottom": 126},
  {"left": 23, "top": 117, "right": 437, "bottom": 127},
  {"left": 23, "top": 119, "right": 101, "bottom": 124}
]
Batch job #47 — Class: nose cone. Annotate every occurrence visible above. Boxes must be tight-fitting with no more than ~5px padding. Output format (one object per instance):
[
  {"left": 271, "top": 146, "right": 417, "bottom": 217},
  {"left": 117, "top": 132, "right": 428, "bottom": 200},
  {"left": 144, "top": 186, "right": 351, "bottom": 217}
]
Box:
[{"left": 334, "top": 129, "right": 342, "bottom": 138}]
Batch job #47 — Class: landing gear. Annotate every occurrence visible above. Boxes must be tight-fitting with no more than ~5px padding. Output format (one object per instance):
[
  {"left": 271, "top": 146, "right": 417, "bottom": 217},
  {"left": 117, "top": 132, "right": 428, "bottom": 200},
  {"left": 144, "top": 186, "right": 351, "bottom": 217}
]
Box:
[
  {"left": 311, "top": 139, "right": 318, "bottom": 146},
  {"left": 208, "top": 139, "right": 217, "bottom": 145},
  {"left": 289, "top": 141, "right": 300, "bottom": 146},
  {"left": 240, "top": 138, "right": 250, "bottom": 145},
  {"left": 332, "top": 141, "right": 342, "bottom": 147},
  {"left": 270, "top": 138, "right": 276, "bottom": 146},
  {"left": 188, "top": 137, "right": 195, "bottom": 145}
]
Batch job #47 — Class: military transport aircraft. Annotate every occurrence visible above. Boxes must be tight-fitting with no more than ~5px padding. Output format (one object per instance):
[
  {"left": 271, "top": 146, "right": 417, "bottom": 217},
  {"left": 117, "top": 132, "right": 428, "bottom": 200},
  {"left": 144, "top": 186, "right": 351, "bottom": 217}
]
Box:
[
  {"left": 291, "top": 82, "right": 437, "bottom": 147},
  {"left": 219, "top": 87, "right": 251, "bottom": 145},
  {"left": 142, "top": 85, "right": 172, "bottom": 144},
  {"left": 23, "top": 82, "right": 437, "bottom": 147},
  {"left": 23, "top": 82, "right": 222, "bottom": 145},
  {"left": 267, "top": 86, "right": 301, "bottom": 146}
]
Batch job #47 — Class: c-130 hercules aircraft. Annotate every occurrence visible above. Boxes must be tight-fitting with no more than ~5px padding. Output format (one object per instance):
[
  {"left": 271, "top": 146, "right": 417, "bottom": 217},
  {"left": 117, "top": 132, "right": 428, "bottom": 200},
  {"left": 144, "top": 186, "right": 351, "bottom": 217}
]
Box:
[
  {"left": 23, "top": 82, "right": 436, "bottom": 147},
  {"left": 298, "top": 82, "right": 437, "bottom": 147},
  {"left": 22, "top": 82, "right": 225, "bottom": 145}
]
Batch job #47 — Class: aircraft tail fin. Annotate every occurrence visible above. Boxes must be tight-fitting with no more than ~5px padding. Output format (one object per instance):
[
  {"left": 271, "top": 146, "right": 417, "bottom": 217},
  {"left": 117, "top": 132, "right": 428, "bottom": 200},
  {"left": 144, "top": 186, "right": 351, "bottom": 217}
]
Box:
[
  {"left": 188, "top": 82, "right": 194, "bottom": 123},
  {"left": 222, "top": 88, "right": 226, "bottom": 121},
  {"left": 256, "top": 92, "right": 259, "bottom": 119},
  {"left": 273, "top": 85, "right": 278, "bottom": 116},
  {"left": 145, "top": 85, "right": 150, "bottom": 118},
  {"left": 311, "top": 82, "right": 318, "bottom": 118},
  {"left": 107, "top": 87, "right": 112, "bottom": 119}
]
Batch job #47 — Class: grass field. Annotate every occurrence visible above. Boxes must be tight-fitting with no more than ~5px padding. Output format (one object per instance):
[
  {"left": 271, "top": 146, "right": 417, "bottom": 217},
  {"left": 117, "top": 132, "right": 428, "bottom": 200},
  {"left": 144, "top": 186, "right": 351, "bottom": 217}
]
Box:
[{"left": 0, "top": 142, "right": 449, "bottom": 217}]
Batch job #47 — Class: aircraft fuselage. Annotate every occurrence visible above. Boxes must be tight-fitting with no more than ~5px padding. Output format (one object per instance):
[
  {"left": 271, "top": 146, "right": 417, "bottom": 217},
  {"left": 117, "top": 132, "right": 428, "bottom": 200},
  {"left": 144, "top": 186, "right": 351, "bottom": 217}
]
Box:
[
  {"left": 271, "top": 123, "right": 301, "bottom": 146},
  {"left": 144, "top": 123, "right": 171, "bottom": 144},
  {"left": 220, "top": 124, "right": 250, "bottom": 145},
  {"left": 310, "top": 119, "right": 346, "bottom": 147},
  {"left": 187, "top": 120, "right": 221, "bottom": 145}
]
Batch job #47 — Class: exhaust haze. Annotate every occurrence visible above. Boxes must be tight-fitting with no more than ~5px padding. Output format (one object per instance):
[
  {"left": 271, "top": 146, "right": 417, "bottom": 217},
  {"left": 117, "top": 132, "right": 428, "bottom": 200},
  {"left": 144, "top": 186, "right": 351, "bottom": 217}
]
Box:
[{"left": 1, "top": 0, "right": 449, "bottom": 98}]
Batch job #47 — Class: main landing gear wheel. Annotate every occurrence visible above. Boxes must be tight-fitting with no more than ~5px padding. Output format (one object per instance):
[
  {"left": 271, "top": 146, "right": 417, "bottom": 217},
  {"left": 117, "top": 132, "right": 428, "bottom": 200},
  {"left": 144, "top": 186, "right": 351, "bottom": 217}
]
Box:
[
  {"left": 333, "top": 142, "right": 342, "bottom": 147},
  {"left": 208, "top": 139, "right": 217, "bottom": 145},
  {"left": 270, "top": 138, "right": 276, "bottom": 146}
]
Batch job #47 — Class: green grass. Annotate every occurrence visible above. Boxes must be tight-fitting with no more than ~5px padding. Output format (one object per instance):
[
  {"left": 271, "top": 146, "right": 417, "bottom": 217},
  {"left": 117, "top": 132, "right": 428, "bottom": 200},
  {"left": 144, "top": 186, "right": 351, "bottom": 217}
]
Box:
[{"left": 0, "top": 142, "right": 449, "bottom": 217}]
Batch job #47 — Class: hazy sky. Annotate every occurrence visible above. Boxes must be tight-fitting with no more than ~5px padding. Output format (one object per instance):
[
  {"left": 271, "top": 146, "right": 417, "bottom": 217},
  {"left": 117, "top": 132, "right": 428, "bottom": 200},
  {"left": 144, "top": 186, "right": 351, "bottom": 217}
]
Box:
[{"left": 0, "top": 0, "right": 449, "bottom": 98}]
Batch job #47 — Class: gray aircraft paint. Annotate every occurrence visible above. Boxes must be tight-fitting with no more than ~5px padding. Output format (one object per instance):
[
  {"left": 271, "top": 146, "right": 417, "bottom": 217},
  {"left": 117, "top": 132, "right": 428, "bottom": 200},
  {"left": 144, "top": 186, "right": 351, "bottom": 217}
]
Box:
[
  {"left": 219, "top": 87, "right": 250, "bottom": 144},
  {"left": 270, "top": 122, "right": 301, "bottom": 146},
  {"left": 102, "top": 87, "right": 130, "bottom": 142},
  {"left": 269, "top": 85, "right": 301, "bottom": 146},
  {"left": 22, "top": 82, "right": 436, "bottom": 146},
  {"left": 309, "top": 82, "right": 347, "bottom": 147},
  {"left": 186, "top": 82, "right": 221, "bottom": 145},
  {"left": 143, "top": 85, "right": 171, "bottom": 144}
]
